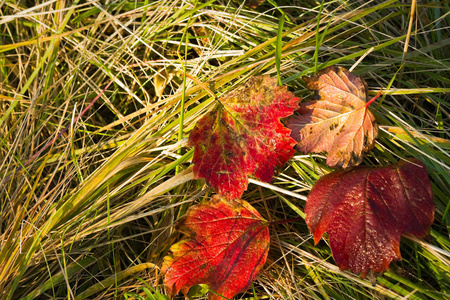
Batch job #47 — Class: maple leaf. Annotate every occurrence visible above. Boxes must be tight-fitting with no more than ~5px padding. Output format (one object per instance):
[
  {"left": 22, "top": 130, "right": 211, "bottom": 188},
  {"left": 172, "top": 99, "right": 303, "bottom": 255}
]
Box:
[
  {"left": 189, "top": 76, "right": 300, "bottom": 199},
  {"left": 286, "top": 66, "right": 378, "bottom": 168},
  {"left": 162, "top": 195, "right": 270, "bottom": 300},
  {"left": 305, "top": 159, "right": 434, "bottom": 277}
]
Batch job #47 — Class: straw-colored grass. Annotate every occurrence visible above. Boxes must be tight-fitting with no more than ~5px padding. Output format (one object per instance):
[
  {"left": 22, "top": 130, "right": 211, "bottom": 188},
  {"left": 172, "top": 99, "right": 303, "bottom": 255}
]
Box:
[{"left": 0, "top": 0, "right": 449, "bottom": 299}]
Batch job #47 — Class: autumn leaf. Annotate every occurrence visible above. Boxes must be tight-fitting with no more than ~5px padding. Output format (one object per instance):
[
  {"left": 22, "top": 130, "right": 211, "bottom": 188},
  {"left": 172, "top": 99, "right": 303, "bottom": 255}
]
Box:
[
  {"left": 286, "top": 66, "right": 378, "bottom": 168},
  {"left": 189, "top": 76, "right": 300, "bottom": 199},
  {"left": 162, "top": 195, "right": 270, "bottom": 300},
  {"left": 305, "top": 159, "right": 434, "bottom": 277}
]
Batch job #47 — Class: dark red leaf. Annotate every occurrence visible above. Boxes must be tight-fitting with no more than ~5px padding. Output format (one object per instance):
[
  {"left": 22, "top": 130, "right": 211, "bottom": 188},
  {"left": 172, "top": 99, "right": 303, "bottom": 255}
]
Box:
[
  {"left": 189, "top": 76, "right": 300, "bottom": 199},
  {"left": 286, "top": 66, "right": 378, "bottom": 168},
  {"left": 162, "top": 195, "right": 270, "bottom": 300},
  {"left": 305, "top": 159, "right": 434, "bottom": 277}
]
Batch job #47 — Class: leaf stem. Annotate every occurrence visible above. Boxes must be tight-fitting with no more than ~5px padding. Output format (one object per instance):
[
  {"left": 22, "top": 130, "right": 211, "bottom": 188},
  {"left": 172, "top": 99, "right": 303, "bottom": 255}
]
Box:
[{"left": 365, "top": 90, "right": 383, "bottom": 107}]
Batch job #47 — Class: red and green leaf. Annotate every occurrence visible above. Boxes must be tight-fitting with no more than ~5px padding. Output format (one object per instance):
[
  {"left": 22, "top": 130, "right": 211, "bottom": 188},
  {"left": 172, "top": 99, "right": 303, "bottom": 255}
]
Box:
[
  {"left": 162, "top": 195, "right": 270, "bottom": 300},
  {"left": 305, "top": 159, "right": 434, "bottom": 277},
  {"left": 287, "top": 66, "right": 378, "bottom": 168},
  {"left": 189, "top": 76, "right": 300, "bottom": 199}
]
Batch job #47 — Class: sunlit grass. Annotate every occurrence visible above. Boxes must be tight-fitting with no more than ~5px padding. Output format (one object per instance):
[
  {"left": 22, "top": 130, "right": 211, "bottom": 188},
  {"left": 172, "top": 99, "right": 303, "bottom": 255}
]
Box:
[{"left": 0, "top": 0, "right": 449, "bottom": 299}]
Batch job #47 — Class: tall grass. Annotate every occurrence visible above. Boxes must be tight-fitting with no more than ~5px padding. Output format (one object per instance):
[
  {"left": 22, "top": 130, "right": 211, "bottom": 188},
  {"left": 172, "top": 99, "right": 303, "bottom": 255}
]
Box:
[{"left": 0, "top": 0, "right": 449, "bottom": 299}]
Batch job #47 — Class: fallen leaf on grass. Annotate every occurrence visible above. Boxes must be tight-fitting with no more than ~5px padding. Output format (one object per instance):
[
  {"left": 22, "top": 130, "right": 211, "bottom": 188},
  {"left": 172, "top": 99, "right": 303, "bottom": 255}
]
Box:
[
  {"left": 162, "top": 195, "right": 270, "bottom": 300},
  {"left": 189, "top": 76, "right": 300, "bottom": 199},
  {"left": 287, "top": 66, "right": 378, "bottom": 168},
  {"left": 305, "top": 159, "right": 434, "bottom": 277}
]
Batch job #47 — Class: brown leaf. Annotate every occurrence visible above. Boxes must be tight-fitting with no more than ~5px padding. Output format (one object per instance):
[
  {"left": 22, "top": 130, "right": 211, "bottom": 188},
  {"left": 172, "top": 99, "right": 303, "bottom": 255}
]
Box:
[
  {"left": 154, "top": 68, "right": 172, "bottom": 98},
  {"left": 286, "top": 66, "right": 378, "bottom": 168}
]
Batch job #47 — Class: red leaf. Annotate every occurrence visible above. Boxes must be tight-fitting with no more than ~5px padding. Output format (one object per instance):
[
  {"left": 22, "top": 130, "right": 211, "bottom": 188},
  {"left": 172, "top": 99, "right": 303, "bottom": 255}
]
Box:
[
  {"left": 305, "top": 159, "right": 434, "bottom": 277},
  {"left": 189, "top": 76, "right": 300, "bottom": 199},
  {"left": 286, "top": 66, "right": 378, "bottom": 168},
  {"left": 162, "top": 195, "right": 270, "bottom": 300}
]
